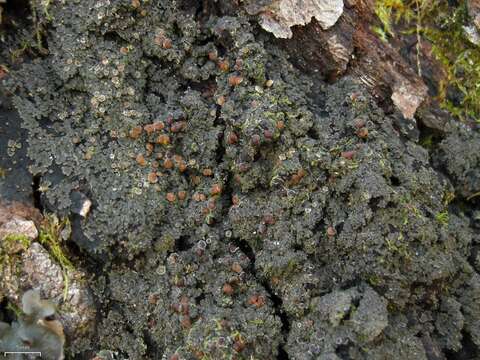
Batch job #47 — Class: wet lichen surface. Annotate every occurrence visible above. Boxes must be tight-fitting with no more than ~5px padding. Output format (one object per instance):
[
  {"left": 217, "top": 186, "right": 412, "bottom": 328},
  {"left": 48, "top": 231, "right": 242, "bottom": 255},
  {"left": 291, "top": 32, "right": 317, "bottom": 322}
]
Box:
[{"left": 1, "top": 1, "right": 480, "bottom": 359}]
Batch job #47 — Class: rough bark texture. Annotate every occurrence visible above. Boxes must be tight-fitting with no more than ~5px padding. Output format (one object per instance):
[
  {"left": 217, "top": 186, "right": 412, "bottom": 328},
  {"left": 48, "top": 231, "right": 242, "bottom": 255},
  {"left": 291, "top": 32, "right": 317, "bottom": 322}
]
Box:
[{"left": 277, "top": 0, "right": 429, "bottom": 120}]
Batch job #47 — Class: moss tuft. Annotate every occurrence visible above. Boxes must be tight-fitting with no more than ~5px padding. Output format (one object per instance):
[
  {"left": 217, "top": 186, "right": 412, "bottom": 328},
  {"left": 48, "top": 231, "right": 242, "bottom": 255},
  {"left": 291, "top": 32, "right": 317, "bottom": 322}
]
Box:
[
  {"left": 2, "top": 233, "right": 31, "bottom": 251},
  {"left": 374, "top": 0, "right": 480, "bottom": 122},
  {"left": 38, "top": 214, "right": 74, "bottom": 300},
  {"left": 435, "top": 211, "right": 449, "bottom": 226},
  {"left": 0, "top": 233, "right": 31, "bottom": 273}
]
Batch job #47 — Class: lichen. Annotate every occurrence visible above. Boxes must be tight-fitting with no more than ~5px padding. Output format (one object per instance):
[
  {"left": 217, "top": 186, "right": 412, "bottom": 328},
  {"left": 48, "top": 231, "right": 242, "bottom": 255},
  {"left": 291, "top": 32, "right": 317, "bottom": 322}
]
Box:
[{"left": 3, "top": 0, "right": 480, "bottom": 358}]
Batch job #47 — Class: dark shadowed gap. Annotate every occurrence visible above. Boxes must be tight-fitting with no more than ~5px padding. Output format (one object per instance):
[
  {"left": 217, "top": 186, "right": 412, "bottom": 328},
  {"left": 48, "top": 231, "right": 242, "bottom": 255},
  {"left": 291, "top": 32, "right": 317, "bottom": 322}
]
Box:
[
  {"left": 417, "top": 119, "right": 445, "bottom": 152},
  {"left": 230, "top": 237, "right": 255, "bottom": 268},
  {"left": 368, "top": 197, "right": 382, "bottom": 211},
  {"left": 0, "top": 297, "right": 16, "bottom": 324},
  {"left": 336, "top": 342, "right": 353, "bottom": 359},
  {"left": 175, "top": 235, "right": 193, "bottom": 252},
  {"left": 277, "top": 346, "right": 290, "bottom": 360},
  {"left": 265, "top": 282, "right": 291, "bottom": 360},
  {"left": 230, "top": 237, "right": 291, "bottom": 360},
  {"left": 445, "top": 331, "right": 478, "bottom": 360},
  {"left": 389, "top": 176, "right": 401, "bottom": 187},
  {"left": 2, "top": 0, "right": 30, "bottom": 21},
  {"left": 143, "top": 329, "right": 162, "bottom": 360},
  {"left": 32, "top": 174, "right": 44, "bottom": 213}
]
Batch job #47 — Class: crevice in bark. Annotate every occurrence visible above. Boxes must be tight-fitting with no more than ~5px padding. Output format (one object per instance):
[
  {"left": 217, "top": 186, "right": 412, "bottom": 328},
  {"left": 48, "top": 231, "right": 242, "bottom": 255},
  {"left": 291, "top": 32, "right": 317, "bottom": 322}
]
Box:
[
  {"left": 229, "top": 235, "right": 291, "bottom": 359},
  {"left": 32, "top": 174, "right": 44, "bottom": 213},
  {"left": 445, "top": 331, "right": 479, "bottom": 360}
]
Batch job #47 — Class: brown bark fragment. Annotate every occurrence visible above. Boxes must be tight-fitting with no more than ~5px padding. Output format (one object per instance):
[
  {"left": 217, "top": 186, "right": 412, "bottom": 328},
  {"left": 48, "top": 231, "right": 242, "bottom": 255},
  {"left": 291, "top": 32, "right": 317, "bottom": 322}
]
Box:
[{"left": 277, "top": 2, "right": 429, "bottom": 119}]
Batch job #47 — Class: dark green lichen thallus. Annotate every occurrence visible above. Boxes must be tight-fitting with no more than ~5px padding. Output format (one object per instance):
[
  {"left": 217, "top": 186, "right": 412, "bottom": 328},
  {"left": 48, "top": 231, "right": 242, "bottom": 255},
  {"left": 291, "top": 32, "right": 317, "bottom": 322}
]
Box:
[
  {"left": 3, "top": 0, "right": 480, "bottom": 358},
  {"left": 0, "top": 290, "right": 64, "bottom": 360}
]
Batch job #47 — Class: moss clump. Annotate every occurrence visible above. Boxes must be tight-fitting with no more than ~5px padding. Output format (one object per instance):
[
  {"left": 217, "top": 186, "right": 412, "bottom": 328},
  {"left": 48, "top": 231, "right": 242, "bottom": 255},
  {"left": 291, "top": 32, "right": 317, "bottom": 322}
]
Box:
[
  {"left": 436, "top": 211, "right": 449, "bottom": 226},
  {"left": 2, "top": 233, "right": 31, "bottom": 252},
  {"left": 0, "top": 233, "right": 31, "bottom": 273},
  {"left": 374, "top": 0, "right": 480, "bottom": 122},
  {"left": 38, "top": 214, "right": 73, "bottom": 300}
]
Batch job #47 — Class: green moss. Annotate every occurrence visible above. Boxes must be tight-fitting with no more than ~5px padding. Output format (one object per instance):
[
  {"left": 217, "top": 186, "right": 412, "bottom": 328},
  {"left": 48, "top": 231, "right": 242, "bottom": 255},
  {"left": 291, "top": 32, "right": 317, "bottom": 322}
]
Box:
[
  {"left": 398, "top": 195, "right": 422, "bottom": 226},
  {"left": 263, "top": 258, "right": 301, "bottom": 279},
  {"left": 385, "top": 233, "right": 412, "bottom": 261},
  {"left": 2, "top": 233, "right": 31, "bottom": 251},
  {"left": 435, "top": 211, "right": 449, "bottom": 226},
  {"left": 39, "top": 215, "right": 73, "bottom": 270},
  {"left": 374, "top": 0, "right": 480, "bottom": 122},
  {"left": 0, "top": 234, "right": 31, "bottom": 273},
  {"left": 367, "top": 274, "right": 382, "bottom": 286},
  {"left": 5, "top": 1, "right": 50, "bottom": 60},
  {"left": 374, "top": 0, "right": 414, "bottom": 39},
  {"left": 248, "top": 319, "right": 264, "bottom": 325},
  {"left": 38, "top": 214, "right": 74, "bottom": 300},
  {"left": 419, "top": 134, "right": 434, "bottom": 149}
]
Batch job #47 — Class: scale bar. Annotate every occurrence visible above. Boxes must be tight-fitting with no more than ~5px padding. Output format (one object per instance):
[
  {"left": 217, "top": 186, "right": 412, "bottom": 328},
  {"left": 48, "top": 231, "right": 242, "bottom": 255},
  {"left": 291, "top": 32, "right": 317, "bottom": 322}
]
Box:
[{"left": 3, "top": 352, "right": 42, "bottom": 356}]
